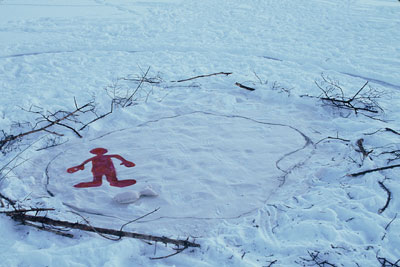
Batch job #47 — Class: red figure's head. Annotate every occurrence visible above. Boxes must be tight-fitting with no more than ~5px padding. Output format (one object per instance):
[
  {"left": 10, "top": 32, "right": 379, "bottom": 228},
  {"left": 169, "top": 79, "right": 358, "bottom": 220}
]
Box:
[{"left": 90, "top": 148, "right": 108, "bottom": 155}]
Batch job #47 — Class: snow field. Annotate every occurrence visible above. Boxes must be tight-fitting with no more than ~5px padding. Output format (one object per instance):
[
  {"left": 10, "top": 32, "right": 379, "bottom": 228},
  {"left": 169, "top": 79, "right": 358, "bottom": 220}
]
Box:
[{"left": 1, "top": 0, "right": 400, "bottom": 266}]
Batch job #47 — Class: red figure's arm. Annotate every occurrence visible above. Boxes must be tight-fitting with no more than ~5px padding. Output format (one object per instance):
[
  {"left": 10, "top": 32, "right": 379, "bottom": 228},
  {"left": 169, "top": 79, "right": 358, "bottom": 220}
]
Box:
[
  {"left": 67, "top": 157, "right": 93, "bottom": 173},
  {"left": 79, "top": 158, "right": 93, "bottom": 167},
  {"left": 110, "top": 154, "right": 135, "bottom": 167}
]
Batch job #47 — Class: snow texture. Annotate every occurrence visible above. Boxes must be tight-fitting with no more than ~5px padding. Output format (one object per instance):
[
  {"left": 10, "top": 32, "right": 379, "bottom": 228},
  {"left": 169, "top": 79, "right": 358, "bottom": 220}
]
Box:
[{"left": 0, "top": 0, "right": 399, "bottom": 266}]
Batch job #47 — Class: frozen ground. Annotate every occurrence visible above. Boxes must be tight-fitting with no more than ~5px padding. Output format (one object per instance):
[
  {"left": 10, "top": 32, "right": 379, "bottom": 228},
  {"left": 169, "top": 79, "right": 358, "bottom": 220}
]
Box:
[{"left": 0, "top": 0, "right": 399, "bottom": 266}]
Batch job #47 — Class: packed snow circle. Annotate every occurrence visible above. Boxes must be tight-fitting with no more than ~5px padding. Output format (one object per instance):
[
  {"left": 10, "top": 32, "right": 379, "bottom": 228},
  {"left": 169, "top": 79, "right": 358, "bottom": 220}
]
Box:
[{"left": 0, "top": 0, "right": 399, "bottom": 266}]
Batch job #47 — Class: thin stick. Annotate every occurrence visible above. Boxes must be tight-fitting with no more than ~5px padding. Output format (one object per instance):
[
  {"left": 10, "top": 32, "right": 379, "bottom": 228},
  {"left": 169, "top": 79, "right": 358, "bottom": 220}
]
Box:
[
  {"left": 378, "top": 181, "right": 392, "bottom": 213},
  {"left": 172, "top": 72, "right": 232, "bottom": 83},
  {"left": 350, "top": 81, "right": 368, "bottom": 101},
  {"left": 385, "top": 213, "right": 398, "bottom": 231},
  {"left": 0, "top": 192, "right": 16, "bottom": 206},
  {"left": 80, "top": 102, "right": 114, "bottom": 131},
  {"left": 348, "top": 164, "right": 400, "bottom": 177},
  {"left": 235, "top": 82, "right": 255, "bottom": 91},
  {"left": 123, "top": 67, "right": 150, "bottom": 107},
  {"left": 119, "top": 208, "right": 160, "bottom": 232},
  {"left": 45, "top": 152, "right": 63, "bottom": 197},
  {"left": 0, "top": 208, "right": 55, "bottom": 214},
  {"left": 385, "top": 128, "right": 400, "bottom": 135},
  {"left": 150, "top": 246, "right": 188, "bottom": 260},
  {"left": 22, "top": 221, "right": 74, "bottom": 238},
  {"left": 316, "top": 136, "right": 350, "bottom": 145}
]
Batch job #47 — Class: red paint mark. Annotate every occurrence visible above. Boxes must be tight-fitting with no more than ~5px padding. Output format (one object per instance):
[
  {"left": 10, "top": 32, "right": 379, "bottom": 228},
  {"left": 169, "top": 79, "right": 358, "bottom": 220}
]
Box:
[{"left": 67, "top": 148, "right": 136, "bottom": 188}]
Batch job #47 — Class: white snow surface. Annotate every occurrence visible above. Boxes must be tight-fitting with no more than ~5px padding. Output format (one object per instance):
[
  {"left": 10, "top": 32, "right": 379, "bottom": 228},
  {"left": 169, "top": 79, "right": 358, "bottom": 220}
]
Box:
[{"left": 1, "top": 0, "right": 400, "bottom": 266}]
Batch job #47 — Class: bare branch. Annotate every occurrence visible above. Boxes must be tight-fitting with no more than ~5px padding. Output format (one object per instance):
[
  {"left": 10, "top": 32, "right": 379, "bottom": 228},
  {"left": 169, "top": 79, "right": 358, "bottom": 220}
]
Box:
[
  {"left": 348, "top": 164, "right": 400, "bottom": 177},
  {"left": 171, "top": 72, "right": 232, "bottom": 83}
]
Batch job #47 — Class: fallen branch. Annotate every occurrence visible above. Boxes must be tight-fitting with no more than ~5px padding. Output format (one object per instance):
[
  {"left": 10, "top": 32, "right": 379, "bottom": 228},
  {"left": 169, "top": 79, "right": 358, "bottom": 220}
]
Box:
[
  {"left": 348, "top": 164, "right": 400, "bottom": 177},
  {"left": 235, "top": 82, "right": 255, "bottom": 91},
  {"left": 385, "top": 128, "right": 400, "bottom": 136},
  {"left": 8, "top": 213, "right": 200, "bottom": 248},
  {"left": 171, "top": 72, "right": 232, "bottom": 83},
  {"left": 378, "top": 181, "right": 392, "bottom": 214}
]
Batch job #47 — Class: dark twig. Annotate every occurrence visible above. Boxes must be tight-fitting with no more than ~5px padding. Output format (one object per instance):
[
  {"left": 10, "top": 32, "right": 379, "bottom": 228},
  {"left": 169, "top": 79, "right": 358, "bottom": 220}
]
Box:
[
  {"left": 378, "top": 181, "right": 392, "bottom": 213},
  {"left": 53, "top": 122, "right": 82, "bottom": 138},
  {"left": 0, "top": 192, "right": 16, "bottom": 207},
  {"left": 45, "top": 152, "right": 63, "bottom": 197},
  {"left": 385, "top": 128, "right": 400, "bottom": 136},
  {"left": 150, "top": 246, "right": 189, "bottom": 260},
  {"left": 385, "top": 213, "right": 398, "bottom": 231},
  {"left": 79, "top": 101, "right": 114, "bottom": 131},
  {"left": 377, "top": 254, "right": 400, "bottom": 267},
  {"left": 123, "top": 67, "right": 151, "bottom": 107},
  {"left": 0, "top": 208, "right": 55, "bottom": 214},
  {"left": 266, "top": 260, "right": 278, "bottom": 267},
  {"left": 171, "top": 72, "right": 232, "bottom": 83},
  {"left": 348, "top": 164, "right": 400, "bottom": 177},
  {"left": 22, "top": 221, "right": 74, "bottom": 238},
  {"left": 69, "top": 211, "right": 121, "bottom": 241},
  {"left": 316, "top": 135, "right": 350, "bottom": 145},
  {"left": 235, "top": 82, "right": 255, "bottom": 91},
  {"left": 119, "top": 207, "right": 160, "bottom": 232}
]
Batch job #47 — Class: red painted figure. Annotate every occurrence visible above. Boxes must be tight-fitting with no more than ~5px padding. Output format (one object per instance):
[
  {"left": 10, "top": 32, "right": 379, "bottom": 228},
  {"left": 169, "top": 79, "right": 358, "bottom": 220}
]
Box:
[{"left": 67, "top": 148, "right": 136, "bottom": 188}]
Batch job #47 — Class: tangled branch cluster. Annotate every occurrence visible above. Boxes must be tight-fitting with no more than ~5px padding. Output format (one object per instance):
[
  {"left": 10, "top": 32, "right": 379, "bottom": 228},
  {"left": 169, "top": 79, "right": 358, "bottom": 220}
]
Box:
[
  {"left": 299, "top": 250, "right": 337, "bottom": 267},
  {"left": 0, "top": 99, "right": 110, "bottom": 154},
  {"left": 315, "top": 74, "right": 384, "bottom": 116}
]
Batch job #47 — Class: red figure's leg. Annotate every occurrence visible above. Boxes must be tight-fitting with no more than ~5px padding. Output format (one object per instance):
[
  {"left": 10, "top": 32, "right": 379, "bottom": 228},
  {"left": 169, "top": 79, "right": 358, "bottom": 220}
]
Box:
[
  {"left": 105, "top": 170, "right": 118, "bottom": 184},
  {"left": 109, "top": 179, "right": 137, "bottom": 188},
  {"left": 74, "top": 174, "right": 103, "bottom": 188},
  {"left": 105, "top": 171, "right": 136, "bottom": 188}
]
